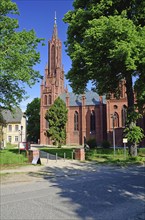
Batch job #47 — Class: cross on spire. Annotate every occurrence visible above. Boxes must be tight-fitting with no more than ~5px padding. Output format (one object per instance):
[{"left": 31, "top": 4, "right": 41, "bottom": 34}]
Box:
[{"left": 54, "top": 11, "right": 57, "bottom": 24}]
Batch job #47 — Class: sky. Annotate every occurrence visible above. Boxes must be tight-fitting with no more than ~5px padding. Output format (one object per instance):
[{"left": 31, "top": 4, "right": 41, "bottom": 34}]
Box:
[{"left": 13, "top": 0, "right": 74, "bottom": 111}]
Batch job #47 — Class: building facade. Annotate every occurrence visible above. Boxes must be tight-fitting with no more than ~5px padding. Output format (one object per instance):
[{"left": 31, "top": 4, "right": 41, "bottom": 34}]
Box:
[
  {"left": 40, "top": 19, "right": 145, "bottom": 147},
  {"left": 1, "top": 108, "right": 26, "bottom": 147}
]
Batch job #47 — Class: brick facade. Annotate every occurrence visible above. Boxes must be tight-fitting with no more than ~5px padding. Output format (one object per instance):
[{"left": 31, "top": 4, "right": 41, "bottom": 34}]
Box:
[{"left": 40, "top": 20, "right": 145, "bottom": 147}]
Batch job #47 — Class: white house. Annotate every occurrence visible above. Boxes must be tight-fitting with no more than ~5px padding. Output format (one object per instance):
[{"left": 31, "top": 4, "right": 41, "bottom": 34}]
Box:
[{"left": 1, "top": 108, "right": 26, "bottom": 147}]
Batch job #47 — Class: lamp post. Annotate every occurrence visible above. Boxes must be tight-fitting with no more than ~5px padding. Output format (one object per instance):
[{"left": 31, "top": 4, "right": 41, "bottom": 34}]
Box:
[
  {"left": 19, "top": 126, "right": 23, "bottom": 142},
  {"left": 111, "top": 113, "right": 116, "bottom": 156},
  {"left": 18, "top": 126, "right": 23, "bottom": 153}
]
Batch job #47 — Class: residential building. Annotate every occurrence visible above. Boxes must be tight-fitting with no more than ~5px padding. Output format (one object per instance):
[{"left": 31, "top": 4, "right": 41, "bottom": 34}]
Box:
[{"left": 1, "top": 108, "right": 26, "bottom": 147}]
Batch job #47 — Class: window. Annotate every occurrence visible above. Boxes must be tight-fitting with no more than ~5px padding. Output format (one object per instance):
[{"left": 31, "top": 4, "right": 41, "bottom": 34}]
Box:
[
  {"left": 8, "top": 125, "right": 12, "bottom": 131},
  {"left": 114, "top": 105, "right": 118, "bottom": 110},
  {"left": 113, "top": 112, "right": 119, "bottom": 128},
  {"left": 44, "top": 95, "right": 47, "bottom": 105},
  {"left": 74, "top": 111, "right": 79, "bottom": 131},
  {"left": 48, "top": 95, "right": 52, "bottom": 105},
  {"left": 90, "top": 110, "right": 96, "bottom": 132},
  {"left": 8, "top": 136, "right": 12, "bottom": 143},
  {"left": 15, "top": 136, "right": 19, "bottom": 142},
  {"left": 15, "top": 125, "right": 19, "bottom": 131},
  {"left": 122, "top": 105, "right": 127, "bottom": 127},
  {"left": 51, "top": 45, "right": 55, "bottom": 74}
]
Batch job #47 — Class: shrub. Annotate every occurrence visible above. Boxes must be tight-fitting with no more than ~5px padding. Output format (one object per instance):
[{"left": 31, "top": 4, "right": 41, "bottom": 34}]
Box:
[
  {"left": 86, "top": 138, "right": 97, "bottom": 149},
  {"left": 138, "top": 148, "right": 145, "bottom": 155},
  {"left": 101, "top": 140, "right": 111, "bottom": 148}
]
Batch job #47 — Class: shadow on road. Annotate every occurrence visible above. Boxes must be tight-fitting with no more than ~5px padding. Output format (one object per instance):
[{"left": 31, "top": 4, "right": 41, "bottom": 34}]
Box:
[{"left": 28, "top": 163, "right": 145, "bottom": 220}]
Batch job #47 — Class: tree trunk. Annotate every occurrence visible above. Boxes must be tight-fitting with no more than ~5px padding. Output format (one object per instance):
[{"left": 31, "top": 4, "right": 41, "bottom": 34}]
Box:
[
  {"left": 125, "top": 73, "right": 138, "bottom": 157},
  {"left": 125, "top": 73, "right": 134, "bottom": 116},
  {"left": 128, "top": 143, "right": 138, "bottom": 157}
]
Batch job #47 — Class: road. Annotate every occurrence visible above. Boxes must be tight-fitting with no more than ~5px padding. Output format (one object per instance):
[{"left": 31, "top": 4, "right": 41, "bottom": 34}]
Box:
[{"left": 1, "top": 164, "right": 145, "bottom": 220}]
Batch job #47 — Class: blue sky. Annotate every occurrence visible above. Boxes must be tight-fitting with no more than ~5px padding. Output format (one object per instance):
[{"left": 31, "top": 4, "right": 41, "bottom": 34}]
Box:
[{"left": 13, "top": 0, "right": 74, "bottom": 111}]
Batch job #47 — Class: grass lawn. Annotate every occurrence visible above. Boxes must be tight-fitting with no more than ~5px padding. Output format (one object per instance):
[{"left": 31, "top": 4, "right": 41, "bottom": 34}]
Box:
[
  {"left": 41, "top": 147, "right": 145, "bottom": 166},
  {"left": 86, "top": 148, "right": 145, "bottom": 165},
  {"left": 0, "top": 144, "right": 29, "bottom": 169},
  {"left": 1, "top": 144, "right": 144, "bottom": 169}
]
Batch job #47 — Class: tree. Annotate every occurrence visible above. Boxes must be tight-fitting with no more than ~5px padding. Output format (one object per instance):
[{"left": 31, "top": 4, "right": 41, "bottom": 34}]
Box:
[
  {"left": 63, "top": 0, "right": 145, "bottom": 156},
  {"left": 0, "top": 110, "right": 6, "bottom": 148},
  {"left": 0, "top": 0, "right": 44, "bottom": 111},
  {"left": 45, "top": 97, "right": 68, "bottom": 148},
  {"left": 26, "top": 98, "right": 40, "bottom": 143},
  {"left": 124, "top": 125, "right": 144, "bottom": 156}
]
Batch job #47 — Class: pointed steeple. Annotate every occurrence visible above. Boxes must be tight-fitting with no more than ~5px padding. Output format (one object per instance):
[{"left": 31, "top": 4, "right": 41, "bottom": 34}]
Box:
[{"left": 52, "top": 11, "right": 58, "bottom": 39}]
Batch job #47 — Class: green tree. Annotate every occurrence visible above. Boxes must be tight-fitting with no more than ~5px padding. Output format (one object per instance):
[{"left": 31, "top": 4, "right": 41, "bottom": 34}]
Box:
[
  {"left": 63, "top": 0, "right": 145, "bottom": 156},
  {"left": 0, "top": 0, "right": 44, "bottom": 111},
  {"left": 124, "top": 125, "right": 144, "bottom": 156},
  {"left": 26, "top": 98, "right": 40, "bottom": 143},
  {"left": 45, "top": 97, "right": 68, "bottom": 148},
  {"left": 0, "top": 110, "right": 6, "bottom": 148}
]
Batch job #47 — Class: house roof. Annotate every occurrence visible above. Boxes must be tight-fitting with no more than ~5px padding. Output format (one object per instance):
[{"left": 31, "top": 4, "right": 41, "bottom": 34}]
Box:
[
  {"left": 1, "top": 108, "right": 23, "bottom": 123},
  {"left": 60, "top": 91, "right": 106, "bottom": 106}
]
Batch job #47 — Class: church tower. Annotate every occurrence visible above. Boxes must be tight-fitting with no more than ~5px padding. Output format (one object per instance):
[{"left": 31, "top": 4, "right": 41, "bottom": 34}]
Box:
[{"left": 40, "top": 15, "right": 65, "bottom": 144}]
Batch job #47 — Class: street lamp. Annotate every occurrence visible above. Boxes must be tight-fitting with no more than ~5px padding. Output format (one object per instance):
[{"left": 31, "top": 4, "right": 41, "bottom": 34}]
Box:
[
  {"left": 111, "top": 113, "right": 116, "bottom": 156},
  {"left": 19, "top": 126, "right": 23, "bottom": 142},
  {"left": 18, "top": 126, "right": 23, "bottom": 153}
]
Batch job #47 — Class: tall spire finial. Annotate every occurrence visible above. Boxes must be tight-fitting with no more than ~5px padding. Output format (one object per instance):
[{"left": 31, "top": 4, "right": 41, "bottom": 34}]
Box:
[{"left": 52, "top": 11, "right": 58, "bottom": 39}]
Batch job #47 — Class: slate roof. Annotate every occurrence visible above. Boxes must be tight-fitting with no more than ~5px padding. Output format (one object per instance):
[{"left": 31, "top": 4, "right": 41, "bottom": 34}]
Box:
[
  {"left": 60, "top": 91, "right": 106, "bottom": 106},
  {"left": 1, "top": 108, "right": 23, "bottom": 123}
]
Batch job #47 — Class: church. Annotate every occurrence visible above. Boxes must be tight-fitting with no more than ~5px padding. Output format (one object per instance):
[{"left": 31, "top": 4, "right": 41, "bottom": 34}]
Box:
[{"left": 40, "top": 18, "right": 145, "bottom": 147}]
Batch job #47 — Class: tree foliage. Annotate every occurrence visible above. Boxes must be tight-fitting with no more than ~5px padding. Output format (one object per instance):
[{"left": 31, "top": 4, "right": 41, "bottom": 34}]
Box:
[
  {"left": 45, "top": 97, "right": 68, "bottom": 148},
  {"left": 0, "top": 0, "right": 44, "bottom": 110},
  {"left": 63, "top": 1, "right": 145, "bottom": 108},
  {"left": 63, "top": 0, "right": 145, "bottom": 155},
  {"left": 25, "top": 98, "right": 40, "bottom": 143},
  {"left": 124, "top": 125, "right": 144, "bottom": 156},
  {"left": 125, "top": 125, "right": 144, "bottom": 145}
]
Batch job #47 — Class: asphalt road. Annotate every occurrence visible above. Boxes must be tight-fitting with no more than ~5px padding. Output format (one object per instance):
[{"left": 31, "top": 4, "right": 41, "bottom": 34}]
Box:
[{"left": 1, "top": 165, "right": 145, "bottom": 220}]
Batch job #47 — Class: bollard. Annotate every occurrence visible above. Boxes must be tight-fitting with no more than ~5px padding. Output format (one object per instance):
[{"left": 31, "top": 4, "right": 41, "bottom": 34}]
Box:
[
  {"left": 72, "top": 151, "right": 74, "bottom": 160},
  {"left": 47, "top": 153, "right": 49, "bottom": 163},
  {"left": 124, "top": 143, "right": 126, "bottom": 159},
  {"left": 64, "top": 152, "right": 66, "bottom": 161},
  {"left": 56, "top": 153, "right": 57, "bottom": 162}
]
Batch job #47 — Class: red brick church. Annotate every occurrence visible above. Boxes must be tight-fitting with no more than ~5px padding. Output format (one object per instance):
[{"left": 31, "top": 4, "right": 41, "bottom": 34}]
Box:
[{"left": 40, "top": 18, "right": 145, "bottom": 147}]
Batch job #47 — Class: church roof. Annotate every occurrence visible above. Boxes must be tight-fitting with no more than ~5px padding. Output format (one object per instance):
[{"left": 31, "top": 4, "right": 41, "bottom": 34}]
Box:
[{"left": 60, "top": 91, "right": 106, "bottom": 106}]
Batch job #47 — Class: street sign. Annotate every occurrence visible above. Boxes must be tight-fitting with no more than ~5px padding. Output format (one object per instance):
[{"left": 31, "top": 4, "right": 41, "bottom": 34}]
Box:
[{"left": 123, "top": 138, "right": 128, "bottom": 143}]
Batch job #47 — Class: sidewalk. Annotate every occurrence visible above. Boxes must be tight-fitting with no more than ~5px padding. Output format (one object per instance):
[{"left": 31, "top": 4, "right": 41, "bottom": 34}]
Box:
[
  {"left": 0, "top": 146, "right": 100, "bottom": 184},
  {"left": 0, "top": 153, "right": 100, "bottom": 186},
  {"left": 0, "top": 157, "right": 97, "bottom": 174},
  {"left": 0, "top": 145, "right": 94, "bottom": 174}
]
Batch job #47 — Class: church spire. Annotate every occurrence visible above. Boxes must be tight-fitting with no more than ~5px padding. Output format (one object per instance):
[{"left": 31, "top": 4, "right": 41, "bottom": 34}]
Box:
[{"left": 52, "top": 11, "right": 58, "bottom": 39}]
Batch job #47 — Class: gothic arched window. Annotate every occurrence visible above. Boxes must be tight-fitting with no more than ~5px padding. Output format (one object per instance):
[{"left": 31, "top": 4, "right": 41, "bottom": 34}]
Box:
[
  {"left": 44, "top": 95, "right": 47, "bottom": 105},
  {"left": 90, "top": 110, "right": 96, "bottom": 132},
  {"left": 48, "top": 95, "right": 52, "bottom": 105},
  {"left": 113, "top": 112, "right": 119, "bottom": 128},
  {"left": 51, "top": 45, "right": 55, "bottom": 74},
  {"left": 74, "top": 111, "right": 79, "bottom": 131},
  {"left": 122, "top": 105, "right": 127, "bottom": 127}
]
